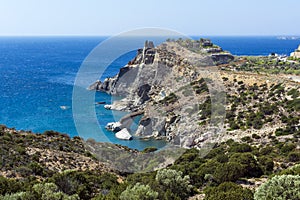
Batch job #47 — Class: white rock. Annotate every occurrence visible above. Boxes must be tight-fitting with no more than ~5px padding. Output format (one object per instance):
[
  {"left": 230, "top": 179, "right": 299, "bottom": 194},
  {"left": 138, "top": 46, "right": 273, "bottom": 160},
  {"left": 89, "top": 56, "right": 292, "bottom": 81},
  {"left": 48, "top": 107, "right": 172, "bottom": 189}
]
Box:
[
  {"left": 104, "top": 103, "right": 127, "bottom": 111},
  {"left": 104, "top": 105, "right": 112, "bottom": 110},
  {"left": 105, "top": 122, "right": 122, "bottom": 132},
  {"left": 115, "top": 128, "right": 132, "bottom": 140}
]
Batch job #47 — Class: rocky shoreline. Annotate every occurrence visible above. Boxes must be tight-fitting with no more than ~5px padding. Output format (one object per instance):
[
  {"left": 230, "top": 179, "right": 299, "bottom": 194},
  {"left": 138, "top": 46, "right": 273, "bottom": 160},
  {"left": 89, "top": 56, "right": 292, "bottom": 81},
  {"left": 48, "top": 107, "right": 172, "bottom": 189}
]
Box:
[
  {"left": 89, "top": 38, "right": 300, "bottom": 150},
  {"left": 89, "top": 39, "right": 234, "bottom": 147}
]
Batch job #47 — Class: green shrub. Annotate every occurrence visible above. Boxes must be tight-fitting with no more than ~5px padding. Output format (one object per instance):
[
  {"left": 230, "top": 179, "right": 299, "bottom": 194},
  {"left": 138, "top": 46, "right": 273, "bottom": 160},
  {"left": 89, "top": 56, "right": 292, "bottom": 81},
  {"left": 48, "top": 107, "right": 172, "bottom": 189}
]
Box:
[
  {"left": 155, "top": 169, "right": 193, "bottom": 199},
  {"left": 254, "top": 175, "right": 300, "bottom": 200},
  {"left": 280, "top": 164, "right": 300, "bottom": 175},
  {"left": 0, "top": 176, "right": 22, "bottom": 195},
  {"left": 258, "top": 156, "right": 274, "bottom": 174},
  {"left": 215, "top": 154, "right": 229, "bottom": 163},
  {"left": 43, "top": 130, "right": 60, "bottom": 137},
  {"left": 280, "top": 143, "right": 296, "bottom": 154},
  {"left": 204, "top": 146, "right": 226, "bottom": 159},
  {"left": 259, "top": 146, "right": 274, "bottom": 156},
  {"left": 142, "top": 147, "right": 158, "bottom": 153},
  {"left": 241, "top": 136, "right": 253, "bottom": 143},
  {"left": 252, "top": 134, "right": 261, "bottom": 139},
  {"left": 120, "top": 183, "right": 158, "bottom": 200},
  {"left": 287, "top": 88, "right": 300, "bottom": 99},
  {"left": 16, "top": 166, "right": 32, "bottom": 177},
  {"left": 32, "top": 182, "right": 79, "bottom": 200},
  {"left": 229, "top": 121, "right": 240, "bottom": 130},
  {"left": 229, "top": 143, "right": 252, "bottom": 153},
  {"left": 28, "top": 162, "right": 44, "bottom": 176},
  {"left": 0, "top": 182, "right": 79, "bottom": 200},
  {"left": 51, "top": 171, "right": 119, "bottom": 199},
  {"left": 288, "top": 151, "right": 300, "bottom": 162},
  {"left": 275, "top": 127, "right": 294, "bottom": 136},
  {"left": 0, "top": 192, "right": 30, "bottom": 200},
  {"left": 172, "top": 149, "right": 205, "bottom": 186},
  {"left": 196, "top": 160, "right": 220, "bottom": 186},
  {"left": 222, "top": 77, "right": 229, "bottom": 81},
  {"left": 229, "top": 153, "right": 263, "bottom": 178},
  {"left": 214, "top": 162, "right": 244, "bottom": 183},
  {"left": 286, "top": 98, "right": 300, "bottom": 112},
  {"left": 126, "top": 172, "right": 156, "bottom": 189},
  {"left": 0, "top": 124, "right": 6, "bottom": 132},
  {"left": 15, "top": 146, "right": 26, "bottom": 155},
  {"left": 204, "top": 182, "right": 253, "bottom": 200}
]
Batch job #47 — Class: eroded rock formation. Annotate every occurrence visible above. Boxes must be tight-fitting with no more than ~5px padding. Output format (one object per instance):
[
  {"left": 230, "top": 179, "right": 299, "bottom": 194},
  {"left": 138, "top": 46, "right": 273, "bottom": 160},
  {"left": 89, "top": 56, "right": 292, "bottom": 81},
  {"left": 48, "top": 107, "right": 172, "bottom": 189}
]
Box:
[{"left": 89, "top": 39, "right": 233, "bottom": 148}]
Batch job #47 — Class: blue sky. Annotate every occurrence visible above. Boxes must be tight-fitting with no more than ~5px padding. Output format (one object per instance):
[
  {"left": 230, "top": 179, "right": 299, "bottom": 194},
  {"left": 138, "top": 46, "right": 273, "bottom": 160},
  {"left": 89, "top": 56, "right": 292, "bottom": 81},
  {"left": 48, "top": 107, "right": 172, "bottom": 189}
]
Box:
[{"left": 0, "top": 0, "right": 299, "bottom": 36}]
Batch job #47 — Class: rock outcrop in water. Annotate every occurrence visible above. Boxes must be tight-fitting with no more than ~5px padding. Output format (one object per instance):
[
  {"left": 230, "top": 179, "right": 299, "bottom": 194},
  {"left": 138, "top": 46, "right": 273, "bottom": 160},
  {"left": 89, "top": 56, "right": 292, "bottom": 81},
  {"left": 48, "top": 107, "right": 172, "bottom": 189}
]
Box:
[
  {"left": 89, "top": 38, "right": 233, "bottom": 148},
  {"left": 105, "top": 122, "right": 122, "bottom": 132},
  {"left": 115, "top": 128, "right": 132, "bottom": 140}
]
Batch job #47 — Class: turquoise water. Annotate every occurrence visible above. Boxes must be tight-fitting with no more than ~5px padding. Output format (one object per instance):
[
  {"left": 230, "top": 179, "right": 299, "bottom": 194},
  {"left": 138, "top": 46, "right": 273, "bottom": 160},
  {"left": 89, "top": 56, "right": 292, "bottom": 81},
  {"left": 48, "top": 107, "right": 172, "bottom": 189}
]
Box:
[{"left": 0, "top": 36, "right": 299, "bottom": 150}]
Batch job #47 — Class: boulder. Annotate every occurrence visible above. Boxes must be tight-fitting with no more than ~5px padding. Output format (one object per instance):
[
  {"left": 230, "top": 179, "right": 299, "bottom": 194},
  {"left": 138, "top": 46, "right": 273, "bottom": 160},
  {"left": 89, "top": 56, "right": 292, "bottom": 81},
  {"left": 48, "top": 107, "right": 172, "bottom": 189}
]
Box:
[
  {"left": 104, "top": 105, "right": 112, "bottom": 110},
  {"left": 105, "top": 122, "right": 122, "bottom": 132},
  {"left": 211, "top": 53, "right": 234, "bottom": 65},
  {"left": 115, "top": 128, "right": 132, "bottom": 140}
]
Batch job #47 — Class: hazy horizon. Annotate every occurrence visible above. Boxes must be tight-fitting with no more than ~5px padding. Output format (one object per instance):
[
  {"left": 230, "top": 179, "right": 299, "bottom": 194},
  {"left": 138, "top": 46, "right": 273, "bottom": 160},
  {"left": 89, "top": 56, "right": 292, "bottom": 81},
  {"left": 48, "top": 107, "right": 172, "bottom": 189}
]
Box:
[{"left": 0, "top": 34, "right": 299, "bottom": 37}]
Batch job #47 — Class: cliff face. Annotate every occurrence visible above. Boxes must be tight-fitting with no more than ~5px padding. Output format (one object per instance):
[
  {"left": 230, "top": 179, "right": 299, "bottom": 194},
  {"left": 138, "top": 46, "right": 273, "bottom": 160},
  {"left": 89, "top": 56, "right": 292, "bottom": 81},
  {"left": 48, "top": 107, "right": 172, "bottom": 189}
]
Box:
[
  {"left": 88, "top": 41, "right": 158, "bottom": 96},
  {"left": 89, "top": 39, "right": 233, "bottom": 147}
]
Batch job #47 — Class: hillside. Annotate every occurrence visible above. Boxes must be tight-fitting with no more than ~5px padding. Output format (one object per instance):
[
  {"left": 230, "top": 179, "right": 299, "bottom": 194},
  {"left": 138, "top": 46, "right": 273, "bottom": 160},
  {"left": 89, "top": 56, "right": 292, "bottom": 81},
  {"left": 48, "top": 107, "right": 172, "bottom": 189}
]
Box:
[
  {"left": 0, "top": 124, "right": 299, "bottom": 199},
  {"left": 0, "top": 126, "right": 115, "bottom": 178}
]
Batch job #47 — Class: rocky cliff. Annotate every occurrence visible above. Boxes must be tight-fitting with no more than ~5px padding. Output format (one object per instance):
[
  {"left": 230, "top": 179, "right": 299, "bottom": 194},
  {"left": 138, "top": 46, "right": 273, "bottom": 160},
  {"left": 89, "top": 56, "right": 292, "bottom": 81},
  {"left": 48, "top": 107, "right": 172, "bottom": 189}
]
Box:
[{"left": 89, "top": 39, "right": 234, "bottom": 148}]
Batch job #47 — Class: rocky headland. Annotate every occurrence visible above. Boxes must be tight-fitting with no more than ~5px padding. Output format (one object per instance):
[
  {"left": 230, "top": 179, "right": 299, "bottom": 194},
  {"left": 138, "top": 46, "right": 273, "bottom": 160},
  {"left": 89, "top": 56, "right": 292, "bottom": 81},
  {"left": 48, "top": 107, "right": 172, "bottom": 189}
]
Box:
[
  {"left": 89, "top": 38, "right": 299, "bottom": 149},
  {"left": 89, "top": 39, "right": 234, "bottom": 147}
]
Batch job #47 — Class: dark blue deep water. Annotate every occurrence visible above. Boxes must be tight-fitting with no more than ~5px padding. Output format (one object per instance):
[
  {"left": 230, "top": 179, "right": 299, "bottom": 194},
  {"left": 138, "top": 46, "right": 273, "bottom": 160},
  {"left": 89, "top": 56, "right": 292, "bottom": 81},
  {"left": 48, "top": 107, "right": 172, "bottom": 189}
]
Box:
[
  {"left": 0, "top": 36, "right": 299, "bottom": 150},
  {"left": 208, "top": 36, "right": 299, "bottom": 56}
]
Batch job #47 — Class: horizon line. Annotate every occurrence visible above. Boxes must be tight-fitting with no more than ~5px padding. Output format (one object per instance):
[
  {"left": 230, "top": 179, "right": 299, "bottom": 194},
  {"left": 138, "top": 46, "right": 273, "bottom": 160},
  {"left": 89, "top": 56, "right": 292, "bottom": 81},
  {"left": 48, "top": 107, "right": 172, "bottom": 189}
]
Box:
[{"left": 0, "top": 34, "right": 299, "bottom": 37}]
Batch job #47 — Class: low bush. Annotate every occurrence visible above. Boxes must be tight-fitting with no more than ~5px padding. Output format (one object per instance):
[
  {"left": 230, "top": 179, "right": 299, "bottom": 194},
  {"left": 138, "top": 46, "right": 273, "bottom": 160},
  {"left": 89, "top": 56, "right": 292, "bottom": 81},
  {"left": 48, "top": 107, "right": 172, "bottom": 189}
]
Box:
[
  {"left": 258, "top": 156, "right": 274, "bottom": 174},
  {"left": 254, "top": 175, "right": 300, "bottom": 200},
  {"left": 288, "top": 151, "right": 300, "bottom": 162},
  {"left": 214, "top": 162, "right": 244, "bottom": 183},
  {"left": 229, "top": 153, "right": 263, "bottom": 178},
  {"left": 156, "top": 169, "right": 193, "bottom": 199},
  {"left": 229, "top": 143, "right": 252, "bottom": 153},
  {"left": 204, "top": 182, "right": 253, "bottom": 200},
  {"left": 120, "top": 183, "right": 158, "bottom": 200}
]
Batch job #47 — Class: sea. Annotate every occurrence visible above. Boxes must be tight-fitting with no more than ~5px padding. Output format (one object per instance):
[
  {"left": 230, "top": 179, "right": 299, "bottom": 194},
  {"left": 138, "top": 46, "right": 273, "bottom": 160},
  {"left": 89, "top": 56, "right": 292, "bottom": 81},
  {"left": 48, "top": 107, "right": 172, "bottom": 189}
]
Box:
[{"left": 0, "top": 36, "right": 299, "bottom": 150}]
